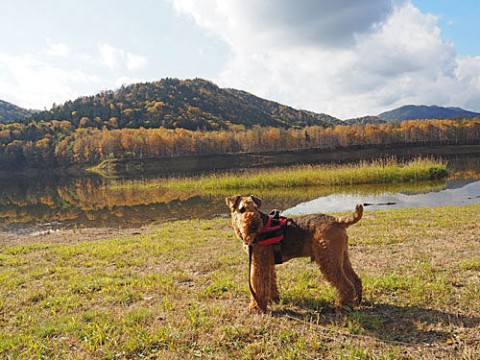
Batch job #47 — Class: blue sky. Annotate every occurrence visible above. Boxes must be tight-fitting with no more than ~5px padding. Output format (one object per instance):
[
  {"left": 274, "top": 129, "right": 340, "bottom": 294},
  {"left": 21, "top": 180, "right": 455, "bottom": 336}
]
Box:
[
  {"left": 413, "top": 0, "right": 480, "bottom": 56},
  {"left": 0, "top": 0, "right": 479, "bottom": 119}
]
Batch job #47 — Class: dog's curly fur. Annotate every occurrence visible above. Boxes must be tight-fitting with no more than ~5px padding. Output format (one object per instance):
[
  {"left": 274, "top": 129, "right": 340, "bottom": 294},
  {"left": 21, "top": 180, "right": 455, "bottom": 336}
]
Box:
[{"left": 226, "top": 195, "right": 363, "bottom": 313}]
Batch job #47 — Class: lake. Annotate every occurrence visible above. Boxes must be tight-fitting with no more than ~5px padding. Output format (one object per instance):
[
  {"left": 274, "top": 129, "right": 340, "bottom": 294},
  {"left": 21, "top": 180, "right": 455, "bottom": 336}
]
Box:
[{"left": 1, "top": 151, "right": 479, "bottom": 239}]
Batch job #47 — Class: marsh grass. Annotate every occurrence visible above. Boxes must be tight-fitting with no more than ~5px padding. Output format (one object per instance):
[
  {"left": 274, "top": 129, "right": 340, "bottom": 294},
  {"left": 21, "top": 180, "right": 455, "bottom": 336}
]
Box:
[
  {"left": 1, "top": 204, "right": 479, "bottom": 359},
  {"left": 113, "top": 157, "right": 448, "bottom": 192}
]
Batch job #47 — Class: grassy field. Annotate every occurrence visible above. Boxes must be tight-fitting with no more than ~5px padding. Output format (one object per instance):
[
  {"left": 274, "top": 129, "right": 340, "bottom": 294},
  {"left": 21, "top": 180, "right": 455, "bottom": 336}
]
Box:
[
  {"left": 1, "top": 204, "right": 479, "bottom": 359},
  {"left": 110, "top": 158, "right": 449, "bottom": 192}
]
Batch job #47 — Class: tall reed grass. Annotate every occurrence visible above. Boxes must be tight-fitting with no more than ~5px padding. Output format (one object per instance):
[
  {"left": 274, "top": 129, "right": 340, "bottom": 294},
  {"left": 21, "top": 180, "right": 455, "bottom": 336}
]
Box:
[{"left": 160, "top": 157, "right": 448, "bottom": 191}]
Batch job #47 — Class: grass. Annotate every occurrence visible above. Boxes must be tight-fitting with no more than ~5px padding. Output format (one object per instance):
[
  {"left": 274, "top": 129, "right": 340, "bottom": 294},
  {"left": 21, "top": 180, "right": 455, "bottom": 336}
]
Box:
[
  {"left": 111, "top": 158, "right": 449, "bottom": 192},
  {"left": 1, "top": 204, "right": 479, "bottom": 359}
]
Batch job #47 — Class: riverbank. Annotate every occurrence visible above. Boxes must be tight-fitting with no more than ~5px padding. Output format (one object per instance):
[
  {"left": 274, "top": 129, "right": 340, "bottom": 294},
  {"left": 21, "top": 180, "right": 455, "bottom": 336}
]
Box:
[{"left": 1, "top": 204, "right": 479, "bottom": 359}]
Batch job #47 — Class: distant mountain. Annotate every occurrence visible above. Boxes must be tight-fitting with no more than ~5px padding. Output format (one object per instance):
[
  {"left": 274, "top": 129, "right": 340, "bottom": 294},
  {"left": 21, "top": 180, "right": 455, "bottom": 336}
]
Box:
[
  {"left": 378, "top": 105, "right": 480, "bottom": 122},
  {"left": 27, "top": 78, "right": 341, "bottom": 130},
  {"left": 0, "top": 100, "right": 35, "bottom": 123}
]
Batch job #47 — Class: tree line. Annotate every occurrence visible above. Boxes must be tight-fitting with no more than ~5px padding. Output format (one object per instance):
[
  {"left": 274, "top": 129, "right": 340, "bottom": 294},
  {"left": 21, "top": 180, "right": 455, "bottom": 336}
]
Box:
[{"left": 1, "top": 118, "right": 479, "bottom": 169}]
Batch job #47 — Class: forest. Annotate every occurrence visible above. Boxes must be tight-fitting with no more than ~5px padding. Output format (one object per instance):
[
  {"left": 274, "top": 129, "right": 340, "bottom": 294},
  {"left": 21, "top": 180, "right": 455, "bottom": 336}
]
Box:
[
  {"left": 1, "top": 117, "right": 479, "bottom": 169},
  {"left": 24, "top": 78, "right": 340, "bottom": 130},
  {"left": 1, "top": 79, "right": 480, "bottom": 170}
]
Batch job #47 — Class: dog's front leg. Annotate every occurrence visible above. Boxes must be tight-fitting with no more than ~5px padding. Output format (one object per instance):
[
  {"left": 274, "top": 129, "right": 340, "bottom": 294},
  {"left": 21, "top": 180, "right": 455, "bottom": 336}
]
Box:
[{"left": 249, "top": 246, "right": 274, "bottom": 313}]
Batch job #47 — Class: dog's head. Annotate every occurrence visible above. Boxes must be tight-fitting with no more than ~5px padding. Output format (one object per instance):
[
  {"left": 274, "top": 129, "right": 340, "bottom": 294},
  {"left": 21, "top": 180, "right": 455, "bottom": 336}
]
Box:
[{"left": 225, "top": 195, "right": 264, "bottom": 245}]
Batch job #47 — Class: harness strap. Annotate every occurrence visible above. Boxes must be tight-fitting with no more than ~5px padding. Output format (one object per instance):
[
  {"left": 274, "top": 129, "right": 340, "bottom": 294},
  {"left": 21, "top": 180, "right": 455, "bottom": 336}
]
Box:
[
  {"left": 272, "top": 243, "right": 283, "bottom": 265},
  {"left": 255, "top": 214, "right": 287, "bottom": 246}
]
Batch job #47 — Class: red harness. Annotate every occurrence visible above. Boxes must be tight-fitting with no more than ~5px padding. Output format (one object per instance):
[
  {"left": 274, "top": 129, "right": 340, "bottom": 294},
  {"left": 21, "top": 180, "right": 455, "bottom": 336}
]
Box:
[{"left": 256, "top": 214, "right": 288, "bottom": 245}]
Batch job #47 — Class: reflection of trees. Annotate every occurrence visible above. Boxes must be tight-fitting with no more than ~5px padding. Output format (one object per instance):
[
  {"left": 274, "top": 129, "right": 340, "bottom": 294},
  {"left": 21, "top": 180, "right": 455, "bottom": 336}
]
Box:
[
  {"left": 0, "top": 175, "right": 224, "bottom": 227},
  {"left": 0, "top": 172, "right": 450, "bottom": 230}
]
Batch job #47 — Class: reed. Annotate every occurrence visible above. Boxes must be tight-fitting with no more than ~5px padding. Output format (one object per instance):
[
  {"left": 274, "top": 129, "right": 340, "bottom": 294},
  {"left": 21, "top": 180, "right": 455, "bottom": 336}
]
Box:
[{"left": 159, "top": 157, "right": 448, "bottom": 191}]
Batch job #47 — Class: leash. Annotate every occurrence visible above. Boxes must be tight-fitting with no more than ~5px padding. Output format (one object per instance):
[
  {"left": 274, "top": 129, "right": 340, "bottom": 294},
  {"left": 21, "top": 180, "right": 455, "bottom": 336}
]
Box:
[{"left": 248, "top": 244, "right": 262, "bottom": 307}]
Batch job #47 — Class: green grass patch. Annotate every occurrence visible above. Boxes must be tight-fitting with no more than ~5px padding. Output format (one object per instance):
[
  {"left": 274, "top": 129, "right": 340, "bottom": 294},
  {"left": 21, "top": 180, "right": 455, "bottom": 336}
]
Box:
[{"left": 459, "top": 257, "right": 480, "bottom": 271}]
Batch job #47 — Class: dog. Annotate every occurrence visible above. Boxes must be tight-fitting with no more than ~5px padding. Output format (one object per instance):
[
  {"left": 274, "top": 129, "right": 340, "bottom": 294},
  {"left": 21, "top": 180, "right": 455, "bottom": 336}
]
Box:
[{"left": 226, "top": 195, "right": 363, "bottom": 313}]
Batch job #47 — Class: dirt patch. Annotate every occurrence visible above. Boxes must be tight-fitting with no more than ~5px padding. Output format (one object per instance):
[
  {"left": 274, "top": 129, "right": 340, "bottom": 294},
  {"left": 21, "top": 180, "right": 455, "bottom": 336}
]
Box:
[{"left": 0, "top": 226, "right": 147, "bottom": 247}]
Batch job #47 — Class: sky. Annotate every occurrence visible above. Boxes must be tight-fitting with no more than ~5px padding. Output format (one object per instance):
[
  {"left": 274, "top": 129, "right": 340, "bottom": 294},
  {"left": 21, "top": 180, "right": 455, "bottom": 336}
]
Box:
[{"left": 0, "top": 0, "right": 479, "bottom": 119}]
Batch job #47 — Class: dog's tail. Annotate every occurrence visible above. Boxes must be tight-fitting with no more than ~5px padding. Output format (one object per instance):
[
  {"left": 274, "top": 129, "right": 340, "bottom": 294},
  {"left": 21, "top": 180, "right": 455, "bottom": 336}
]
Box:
[{"left": 336, "top": 204, "right": 363, "bottom": 228}]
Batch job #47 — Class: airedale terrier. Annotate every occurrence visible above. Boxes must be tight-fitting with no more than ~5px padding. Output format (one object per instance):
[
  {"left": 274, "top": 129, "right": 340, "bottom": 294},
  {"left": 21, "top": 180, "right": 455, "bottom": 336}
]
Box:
[{"left": 226, "top": 195, "right": 363, "bottom": 313}]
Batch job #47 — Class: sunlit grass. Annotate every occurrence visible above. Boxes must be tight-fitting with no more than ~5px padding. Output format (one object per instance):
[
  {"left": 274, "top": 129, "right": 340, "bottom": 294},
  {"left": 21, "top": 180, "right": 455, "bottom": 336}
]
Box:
[{"left": 111, "top": 157, "right": 449, "bottom": 192}]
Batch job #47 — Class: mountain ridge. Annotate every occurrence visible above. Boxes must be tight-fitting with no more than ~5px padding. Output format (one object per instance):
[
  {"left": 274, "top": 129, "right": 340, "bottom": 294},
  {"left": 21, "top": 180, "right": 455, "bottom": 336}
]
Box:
[
  {"left": 377, "top": 104, "right": 480, "bottom": 122},
  {"left": 2, "top": 78, "right": 480, "bottom": 128}
]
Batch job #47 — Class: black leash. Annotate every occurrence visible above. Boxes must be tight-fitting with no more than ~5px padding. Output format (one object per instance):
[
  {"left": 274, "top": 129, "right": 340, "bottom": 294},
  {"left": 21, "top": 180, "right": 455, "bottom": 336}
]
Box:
[{"left": 248, "top": 244, "right": 262, "bottom": 307}]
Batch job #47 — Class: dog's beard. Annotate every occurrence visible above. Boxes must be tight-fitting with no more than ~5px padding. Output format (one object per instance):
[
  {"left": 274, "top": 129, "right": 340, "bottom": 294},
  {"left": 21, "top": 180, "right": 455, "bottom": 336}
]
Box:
[{"left": 237, "top": 212, "right": 263, "bottom": 245}]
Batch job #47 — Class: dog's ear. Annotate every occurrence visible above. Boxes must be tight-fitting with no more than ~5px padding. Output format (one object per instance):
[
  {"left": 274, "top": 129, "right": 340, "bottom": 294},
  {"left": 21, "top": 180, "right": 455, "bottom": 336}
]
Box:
[
  {"left": 225, "top": 195, "right": 241, "bottom": 211},
  {"left": 250, "top": 195, "right": 262, "bottom": 208}
]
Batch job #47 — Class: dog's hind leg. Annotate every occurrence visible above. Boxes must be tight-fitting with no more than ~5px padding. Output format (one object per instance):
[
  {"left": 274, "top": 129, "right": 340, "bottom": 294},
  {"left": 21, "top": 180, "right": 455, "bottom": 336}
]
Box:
[
  {"left": 342, "top": 249, "right": 362, "bottom": 305},
  {"left": 312, "top": 243, "right": 356, "bottom": 308}
]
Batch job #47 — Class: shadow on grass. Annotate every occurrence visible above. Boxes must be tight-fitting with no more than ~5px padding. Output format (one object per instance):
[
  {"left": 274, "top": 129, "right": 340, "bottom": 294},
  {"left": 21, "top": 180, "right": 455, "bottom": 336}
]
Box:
[{"left": 273, "top": 297, "right": 480, "bottom": 346}]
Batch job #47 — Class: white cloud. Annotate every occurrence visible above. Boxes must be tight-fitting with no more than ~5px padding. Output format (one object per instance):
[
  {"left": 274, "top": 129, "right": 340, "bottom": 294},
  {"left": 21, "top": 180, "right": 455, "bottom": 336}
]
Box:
[
  {"left": 170, "top": 0, "right": 480, "bottom": 118},
  {"left": 99, "top": 43, "right": 124, "bottom": 70},
  {"left": 0, "top": 41, "right": 149, "bottom": 110},
  {"left": 99, "top": 43, "right": 148, "bottom": 72},
  {"left": 45, "top": 39, "right": 70, "bottom": 57},
  {"left": 0, "top": 51, "right": 101, "bottom": 109},
  {"left": 126, "top": 52, "right": 148, "bottom": 71}
]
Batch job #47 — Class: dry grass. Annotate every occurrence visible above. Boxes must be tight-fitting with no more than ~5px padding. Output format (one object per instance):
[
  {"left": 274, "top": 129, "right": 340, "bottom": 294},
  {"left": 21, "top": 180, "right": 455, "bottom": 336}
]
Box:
[{"left": 1, "top": 204, "right": 479, "bottom": 359}]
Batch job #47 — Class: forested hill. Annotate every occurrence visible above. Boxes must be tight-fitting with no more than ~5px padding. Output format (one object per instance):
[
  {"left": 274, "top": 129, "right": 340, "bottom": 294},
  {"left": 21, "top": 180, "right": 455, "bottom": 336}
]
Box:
[
  {"left": 26, "top": 78, "right": 341, "bottom": 130},
  {"left": 0, "top": 100, "right": 35, "bottom": 124},
  {"left": 378, "top": 105, "right": 480, "bottom": 122}
]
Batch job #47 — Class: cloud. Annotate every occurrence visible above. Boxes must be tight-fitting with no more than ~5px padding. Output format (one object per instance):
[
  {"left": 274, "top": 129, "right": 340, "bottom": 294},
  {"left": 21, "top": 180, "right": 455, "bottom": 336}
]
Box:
[
  {"left": 0, "top": 40, "right": 150, "bottom": 109},
  {"left": 45, "top": 39, "right": 70, "bottom": 57},
  {"left": 171, "top": 0, "right": 480, "bottom": 118},
  {"left": 171, "top": 0, "right": 398, "bottom": 49},
  {"left": 0, "top": 51, "right": 101, "bottom": 109},
  {"left": 99, "top": 43, "right": 148, "bottom": 72},
  {"left": 126, "top": 52, "right": 148, "bottom": 71}
]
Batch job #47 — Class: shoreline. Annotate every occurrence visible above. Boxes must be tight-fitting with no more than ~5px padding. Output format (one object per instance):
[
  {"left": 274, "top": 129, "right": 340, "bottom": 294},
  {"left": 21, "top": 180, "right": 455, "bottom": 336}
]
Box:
[
  {"left": 2, "top": 202, "right": 478, "bottom": 247},
  {"left": 2, "top": 143, "right": 480, "bottom": 179}
]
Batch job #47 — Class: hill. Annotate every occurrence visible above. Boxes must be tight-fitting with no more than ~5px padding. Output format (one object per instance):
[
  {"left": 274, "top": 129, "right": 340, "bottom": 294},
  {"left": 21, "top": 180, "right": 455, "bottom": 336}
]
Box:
[
  {"left": 26, "top": 78, "right": 341, "bottom": 130},
  {"left": 0, "top": 100, "right": 35, "bottom": 123},
  {"left": 378, "top": 105, "right": 480, "bottom": 122}
]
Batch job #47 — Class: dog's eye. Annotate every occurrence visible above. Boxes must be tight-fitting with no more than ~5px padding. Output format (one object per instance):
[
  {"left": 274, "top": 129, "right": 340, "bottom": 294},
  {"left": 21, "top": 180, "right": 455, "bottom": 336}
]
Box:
[{"left": 239, "top": 207, "right": 246, "bottom": 213}]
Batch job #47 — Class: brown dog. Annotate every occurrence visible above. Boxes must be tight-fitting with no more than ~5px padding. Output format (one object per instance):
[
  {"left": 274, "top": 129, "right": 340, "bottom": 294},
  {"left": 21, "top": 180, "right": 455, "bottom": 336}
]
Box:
[{"left": 226, "top": 195, "right": 363, "bottom": 313}]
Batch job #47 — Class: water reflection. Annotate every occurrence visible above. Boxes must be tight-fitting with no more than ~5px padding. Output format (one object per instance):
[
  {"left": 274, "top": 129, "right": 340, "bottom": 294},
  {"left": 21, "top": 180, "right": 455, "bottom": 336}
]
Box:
[
  {"left": 0, "top": 174, "right": 468, "bottom": 238},
  {"left": 1, "top": 153, "right": 480, "bottom": 237},
  {"left": 283, "top": 179, "right": 480, "bottom": 215}
]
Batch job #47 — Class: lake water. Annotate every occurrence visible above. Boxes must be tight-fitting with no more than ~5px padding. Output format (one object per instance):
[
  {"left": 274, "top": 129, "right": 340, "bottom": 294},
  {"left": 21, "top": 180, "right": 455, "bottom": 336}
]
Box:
[
  {"left": 1, "top": 153, "right": 479, "bottom": 239},
  {"left": 284, "top": 179, "right": 480, "bottom": 214}
]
